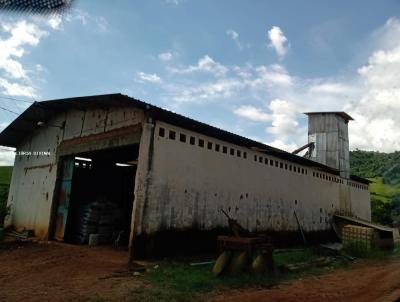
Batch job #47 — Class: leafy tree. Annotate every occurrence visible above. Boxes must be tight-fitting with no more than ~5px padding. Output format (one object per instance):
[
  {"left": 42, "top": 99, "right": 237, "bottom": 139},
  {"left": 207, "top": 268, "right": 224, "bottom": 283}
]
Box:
[{"left": 371, "top": 198, "right": 393, "bottom": 225}]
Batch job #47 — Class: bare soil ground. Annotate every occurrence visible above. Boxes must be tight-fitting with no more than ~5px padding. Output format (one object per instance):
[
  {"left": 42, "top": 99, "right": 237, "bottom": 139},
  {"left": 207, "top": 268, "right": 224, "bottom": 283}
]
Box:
[
  {"left": 210, "top": 259, "right": 400, "bottom": 302},
  {"left": 1, "top": 241, "right": 400, "bottom": 302},
  {"left": 0, "top": 241, "right": 145, "bottom": 302}
]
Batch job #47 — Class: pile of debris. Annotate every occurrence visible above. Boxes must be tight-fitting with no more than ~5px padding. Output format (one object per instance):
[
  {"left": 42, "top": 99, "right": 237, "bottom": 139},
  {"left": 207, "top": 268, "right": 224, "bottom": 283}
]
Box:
[{"left": 0, "top": 227, "right": 35, "bottom": 243}]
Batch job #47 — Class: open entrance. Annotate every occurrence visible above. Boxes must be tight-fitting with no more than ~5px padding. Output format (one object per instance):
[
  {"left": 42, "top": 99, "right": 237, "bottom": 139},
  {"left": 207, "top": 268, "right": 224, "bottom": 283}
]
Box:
[{"left": 53, "top": 144, "right": 139, "bottom": 248}]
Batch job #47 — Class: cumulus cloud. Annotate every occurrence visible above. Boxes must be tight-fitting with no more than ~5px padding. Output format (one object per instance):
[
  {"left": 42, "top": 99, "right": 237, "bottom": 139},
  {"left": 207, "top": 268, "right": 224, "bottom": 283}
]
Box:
[
  {"left": 136, "top": 52, "right": 346, "bottom": 150},
  {"left": 162, "top": 55, "right": 294, "bottom": 104},
  {"left": 0, "top": 11, "right": 110, "bottom": 165},
  {"left": 0, "top": 123, "right": 15, "bottom": 165},
  {"left": 0, "top": 9, "right": 108, "bottom": 99},
  {"left": 0, "top": 18, "right": 51, "bottom": 160},
  {"left": 94, "top": 16, "right": 109, "bottom": 33},
  {"left": 166, "top": 78, "right": 244, "bottom": 103},
  {"left": 266, "top": 99, "right": 301, "bottom": 139},
  {"left": 43, "top": 9, "right": 109, "bottom": 32},
  {"left": 132, "top": 18, "right": 400, "bottom": 153},
  {"left": 47, "top": 15, "right": 63, "bottom": 30},
  {"left": 158, "top": 52, "right": 174, "bottom": 62},
  {"left": 267, "top": 139, "right": 298, "bottom": 153},
  {"left": 234, "top": 105, "right": 271, "bottom": 122},
  {"left": 0, "top": 19, "right": 50, "bottom": 98},
  {"left": 309, "top": 82, "right": 355, "bottom": 94},
  {"left": 267, "top": 26, "right": 289, "bottom": 59},
  {"left": 65, "top": 8, "right": 89, "bottom": 25},
  {"left": 253, "top": 64, "right": 293, "bottom": 87},
  {"left": 240, "top": 18, "right": 400, "bottom": 152},
  {"left": 226, "top": 29, "right": 239, "bottom": 40},
  {"left": 136, "top": 72, "right": 162, "bottom": 83},
  {"left": 234, "top": 99, "right": 303, "bottom": 149},
  {"left": 226, "top": 29, "right": 243, "bottom": 50},
  {"left": 0, "top": 20, "right": 47, "bottom": 80},
  {"left": 165, "top": 0, "right": 184, "bottom": 5},
  {"left": 0, "top": 78, "right": 37, "bottom": 97},
  {"left": 169, "top": 55, "right": 228, "bottom": 77},
  {"left": 345, "top": 18, "right": 400, "bottom": 152},
  {"left": 0, "top": 149, "right": 15, "bottom": 166}
]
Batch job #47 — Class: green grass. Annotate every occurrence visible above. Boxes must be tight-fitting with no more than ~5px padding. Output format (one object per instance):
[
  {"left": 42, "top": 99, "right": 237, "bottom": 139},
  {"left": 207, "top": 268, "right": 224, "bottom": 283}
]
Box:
[
  {"left": 128, "top": 248, "right": 345, "bottom": 302},
  {"left": 0, "top": 166, "right": 12, "bottom": 227},
  {"left": 0, "top": 166, "right": 13, "bottom": 186},
  {"left": 368, "top": 177, "right": 400, "bottom": 203},
  {"left": 131, "top": 262, "right": 278, "bottom": 302},
  {"left": 344, "top": 242, "right": 400, "bottom": 259},
  {"left": 128, "top": 245, "right": 396, "bottom": 301},
  {"left": 273, "top": 249, "right": 316, "bottom": 267}
]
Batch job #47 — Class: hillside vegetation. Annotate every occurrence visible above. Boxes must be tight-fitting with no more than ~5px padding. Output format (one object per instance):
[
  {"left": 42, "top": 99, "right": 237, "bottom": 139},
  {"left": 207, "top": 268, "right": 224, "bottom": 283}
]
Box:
[
  {"left": 350, "top": 150, "right": 400, "bottom": 182},
  {"left": 0, "top": 166, "right": 12, "bottom": 226},
  {"left": 350, "top": 150, "right": 400, "bottom": 225},
  {"left": 0, "top": 166, "right": 12, "bottom": 185}
]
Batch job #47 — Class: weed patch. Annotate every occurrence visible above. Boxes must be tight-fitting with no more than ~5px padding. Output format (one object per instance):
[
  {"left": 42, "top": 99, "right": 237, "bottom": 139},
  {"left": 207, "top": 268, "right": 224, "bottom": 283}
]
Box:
[{"left": 129, "top": 248, "right": 350, "bottom": 301}]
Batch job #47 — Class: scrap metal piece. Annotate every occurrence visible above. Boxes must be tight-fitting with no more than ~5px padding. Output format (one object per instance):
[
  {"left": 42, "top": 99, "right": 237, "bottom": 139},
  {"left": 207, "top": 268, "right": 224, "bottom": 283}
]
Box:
[
  {"left": 220, "top": 208, "right": 249, "bottom": 238},
  {"left": 294, "top": 210, "right": 307, "bottom": 245}
]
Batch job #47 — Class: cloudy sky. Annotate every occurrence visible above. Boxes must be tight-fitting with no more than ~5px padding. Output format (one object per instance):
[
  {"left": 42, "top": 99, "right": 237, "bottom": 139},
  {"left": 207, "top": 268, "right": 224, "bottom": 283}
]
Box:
[{"left": 0, "top": 0, "right": 400, "bottom": 165}]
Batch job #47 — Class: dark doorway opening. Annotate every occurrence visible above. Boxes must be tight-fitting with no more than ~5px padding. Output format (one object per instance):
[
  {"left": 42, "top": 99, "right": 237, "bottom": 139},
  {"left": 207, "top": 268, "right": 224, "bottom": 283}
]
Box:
[{"left": 62, "top": 144, "right": 139, "bottom": 248}]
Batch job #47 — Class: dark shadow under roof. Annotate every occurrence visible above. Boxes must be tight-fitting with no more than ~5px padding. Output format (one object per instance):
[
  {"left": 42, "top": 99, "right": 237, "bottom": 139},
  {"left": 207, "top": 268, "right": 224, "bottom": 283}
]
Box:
[{"left": 0, "top": 93, "right": 369, "bottom": 184}]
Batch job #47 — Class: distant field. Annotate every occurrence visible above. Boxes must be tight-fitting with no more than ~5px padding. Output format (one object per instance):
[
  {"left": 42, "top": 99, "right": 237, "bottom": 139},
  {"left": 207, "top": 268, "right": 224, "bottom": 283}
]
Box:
[
  {"left": 368, "top": 177, "right": 400, "bottom": 203},
  {"left": 0, "top": 166, "right": 13, "bottom": 186}
]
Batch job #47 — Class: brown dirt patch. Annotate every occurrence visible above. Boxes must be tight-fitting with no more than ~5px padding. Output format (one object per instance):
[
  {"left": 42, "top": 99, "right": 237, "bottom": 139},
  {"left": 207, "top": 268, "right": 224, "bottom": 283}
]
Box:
[
  {"left": 209, "top": 259, "right": 400, "bottom": 302},
  {"left": 0, "top": 241, "right": 145, "bottom": 302},
  {"left": 2, "top": 241, "right": 400, "bottom": 302}
]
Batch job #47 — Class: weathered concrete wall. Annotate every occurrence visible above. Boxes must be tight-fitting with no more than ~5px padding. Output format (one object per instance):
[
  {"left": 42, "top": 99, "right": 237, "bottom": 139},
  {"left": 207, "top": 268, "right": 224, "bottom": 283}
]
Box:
[
  {"left": 6, "top": 107, "right": 371, "bottom": 244},
  {"left": 129, "top": 121, "right": 154, "bottom": 258},
  {"left": 135, "top": 121, "right": 370, "bottom": 237},
  {"left": 349, "top": 180, "right": 371, "bottom": 220},
  {"left": 6, "top": 106, "right": 145, "bottom": 239}
]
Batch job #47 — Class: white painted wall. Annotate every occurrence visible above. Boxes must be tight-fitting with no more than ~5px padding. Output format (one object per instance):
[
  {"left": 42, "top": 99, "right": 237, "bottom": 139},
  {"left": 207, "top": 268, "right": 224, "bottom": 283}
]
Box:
[
  {"left": 6, "top": 107, "right": 371, "bottom": 241},
  {"left": 135, "top": 121, "right": 371, "bottom": 236}
]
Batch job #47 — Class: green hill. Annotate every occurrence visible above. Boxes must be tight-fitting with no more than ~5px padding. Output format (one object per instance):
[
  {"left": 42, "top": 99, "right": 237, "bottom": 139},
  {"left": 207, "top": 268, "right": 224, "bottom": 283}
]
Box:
[
  {"left": 0, "top": 166, "right": 12, "bottom": 226},
  {"left": 350, "top": 150, "right": 400, "bottom": 225},
  {"left": 0, "top": 166, "right": 13, "bottom": 185},
  {"left": 368, "top": 177, "right": 400, "bottom": 203},
  {"left": 350, "top": 150, "right": 400, "bottom": 183}
]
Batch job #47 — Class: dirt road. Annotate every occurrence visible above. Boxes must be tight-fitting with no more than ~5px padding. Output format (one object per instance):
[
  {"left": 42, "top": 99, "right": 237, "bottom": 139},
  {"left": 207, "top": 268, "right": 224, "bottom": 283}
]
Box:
[
  {"left": 0, "top": 241, "right": 144, "bottom": 302},
  {"left": 210, "top": 259, "right": 400, "bottom": 302},
  {"left": 1, "top": 241, "right": 400, "bottom": 302}
]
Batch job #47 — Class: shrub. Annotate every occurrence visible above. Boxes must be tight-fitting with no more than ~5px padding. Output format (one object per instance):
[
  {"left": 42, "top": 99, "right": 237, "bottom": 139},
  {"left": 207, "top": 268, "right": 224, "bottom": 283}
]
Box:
[{"left": 371, "top": 198, "right": 393, "bottom": 225}]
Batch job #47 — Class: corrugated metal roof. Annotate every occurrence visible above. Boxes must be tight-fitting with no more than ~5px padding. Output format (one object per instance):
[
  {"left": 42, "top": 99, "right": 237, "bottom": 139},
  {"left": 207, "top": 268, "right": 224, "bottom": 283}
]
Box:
[
  {"left": 0, "top": 93, "right": 369, "bottom": 184},
  {"left": 304, "top": 111, "right": 354, "bottom": 121},
  {"left": 350, "top": 174, "right": 371, "bottom": 184},
  {"left": 0, "top": 94, "right": 132, "bottom": 147},
  {"left": 334, "top": 215, "right": 394, "bottom": 232}
]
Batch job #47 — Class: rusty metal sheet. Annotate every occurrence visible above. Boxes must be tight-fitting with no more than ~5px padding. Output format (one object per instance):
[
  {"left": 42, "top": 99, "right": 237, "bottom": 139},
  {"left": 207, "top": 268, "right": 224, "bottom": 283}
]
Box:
[
  {"left": 58, "top": 124, "right": 142, "bottom": 156},
  {"left": 60, "top": 124, "right": 142, "bottom": 147},
  {"left": 24, "top": 163, "right": 54, "bottom": 172}
]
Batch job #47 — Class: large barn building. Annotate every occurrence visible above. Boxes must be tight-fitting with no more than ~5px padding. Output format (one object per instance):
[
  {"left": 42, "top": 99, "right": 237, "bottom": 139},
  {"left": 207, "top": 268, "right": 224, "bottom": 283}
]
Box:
[{"left": 0, "top": 93, "right": 370, "bottom": 258}]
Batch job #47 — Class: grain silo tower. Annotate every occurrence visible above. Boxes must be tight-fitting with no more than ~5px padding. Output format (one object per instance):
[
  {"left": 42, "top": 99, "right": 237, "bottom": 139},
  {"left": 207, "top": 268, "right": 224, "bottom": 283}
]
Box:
[{"left": 305, "top": 112, "right": 353, "bottom": 179}]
